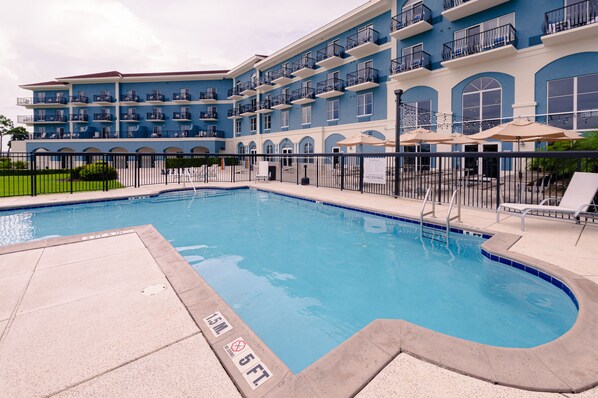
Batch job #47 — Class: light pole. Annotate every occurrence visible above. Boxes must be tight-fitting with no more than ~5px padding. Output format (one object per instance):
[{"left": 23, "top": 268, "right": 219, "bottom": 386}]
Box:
[{"left": 393, "top": 89, "right": 403, "bottom": 197}]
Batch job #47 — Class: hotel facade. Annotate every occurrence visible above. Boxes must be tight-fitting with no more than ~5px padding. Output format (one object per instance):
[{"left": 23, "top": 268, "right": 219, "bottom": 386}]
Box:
[{"left": 15, "top": 0, "right": 598, "bottom": 158}]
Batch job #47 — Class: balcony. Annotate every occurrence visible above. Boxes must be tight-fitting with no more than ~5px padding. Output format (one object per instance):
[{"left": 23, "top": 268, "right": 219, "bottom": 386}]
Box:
[
  {"left": 146, "top": 93, "right": 165, "bottom": 103},
  {"left": 316, "top": 78, "right": 345, "bottom": 99},
  {"left": 271, "top": 67, "right": 293, "bottom": 86},
  {"left": 239, "top": 104, "right": 257, "bottom": 117},
  {"left": 70, "top": 114, "right": 89, "bottom": 123},
  {"left": 256, "top": 76, "right": 275, "bottom": 92},
  {"left": 390, "top": 51, "right": 432, "bottom": 81},
  {"left": 316, "top": 43, "right": 345, "bottom": 69},
  {"left": 200, "top": 91, "right": 218, "bottom": 103},
  {"left": 173, "top": 92, "right": 192, "bottom": 102},
  {"left": 227, "top": 87, "right": 244, "bottom": 101},
  {"left": 227, "top": 108, "right": 242, "bottom": 119},
  {"left": 69, "top": 96, "right": 89, "bottom": 105},
  {"left": 121, "top": 113, "right": 140, "bottom": 122},
  {"left": 291, "top": 56, "right": 317, "bottom": 79},
  {"left": 93, "top": 94, "right": 114, "bottom": 104},
  {"left": 390, "top": 4, "right": 433, "bottom": 40},
  {"left": 173, "top": 111, "right": 192, "bottom": 121},
  {"left": 346, "top": 27, "right": 380, "bottom": 59},
  {"left": 542, "top": 1, "right": 598, "bottom": 45},
  {"left": 441, "top": 24, "right": 516, "bottom": 68},
  {"left": 17, "top": 96, "right": 68, "bottom": 108},
  {"left": 93, "top": 113, "right": 114, "bottom": 122},
  {"left": 197, "top": 129, "right": 223, "bottom": 138},
  {"left": 18, "top": 115, "right": 68, "bottom": 125},
  {"left": 256, "top": 100, "right": 273, "bottom": 114},
  {"left": 271, "top": 94, "right": 292, "bottom": 110},
  {"left": 146, "top": 112, "right": 166, "bottom": 122},
  {"left": 199, "top": 111, "right": 218, "bottom": 121},
  {"left": 346, "top": 67, "right": 379, "bottom": 91},
  {"left": 120, "top": 94, "right": 140, "bottom": 105},
  {"left": 240, "top": 81, "right": 257, "bottom": 97},
  {"left": 291, "top": 87, "right": 316, "bottom": 105},
  {"left": 442, "top": 0, "right": 511, "bottom": 21}
]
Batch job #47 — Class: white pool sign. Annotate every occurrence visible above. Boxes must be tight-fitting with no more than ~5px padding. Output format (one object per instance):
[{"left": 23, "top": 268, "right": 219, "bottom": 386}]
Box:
[
  {"left": 203, "top": 311, "right": 233, "bottom": 337},
  {"left": 363, "top": 158, "right": 386, "bottom": 184},
  {"left": 224, "top": 337, "right": 272, "bottom": 390}
]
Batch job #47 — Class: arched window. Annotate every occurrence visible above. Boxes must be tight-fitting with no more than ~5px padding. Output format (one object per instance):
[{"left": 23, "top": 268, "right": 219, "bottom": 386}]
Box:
[
  {"left": 462, "top": 77, "right": 502, "bottom": 135},
  {"left": 238, "top": 143, "right": 245, "bottom": 155},
  {"left": 302, "top": 141, "right": 314, "bottom": 164},
  {"left": 265, "top": 143, "right": 274, "bottom": 161}
]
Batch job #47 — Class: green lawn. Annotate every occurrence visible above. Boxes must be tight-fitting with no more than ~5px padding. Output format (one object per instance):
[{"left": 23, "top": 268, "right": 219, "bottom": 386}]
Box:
[{"left": 0, "top": 174, "right": 123, "bottom": 197}]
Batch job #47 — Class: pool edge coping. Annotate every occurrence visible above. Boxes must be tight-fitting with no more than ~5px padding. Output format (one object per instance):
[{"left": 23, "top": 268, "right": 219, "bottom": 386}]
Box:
[{"left": 1, "top": 187, "right": 597, "bottom": 397}]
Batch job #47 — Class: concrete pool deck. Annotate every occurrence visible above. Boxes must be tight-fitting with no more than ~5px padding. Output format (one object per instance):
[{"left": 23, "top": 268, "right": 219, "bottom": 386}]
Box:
[{"left": 0, "top": 182, "right": 597, "bottom": 397}]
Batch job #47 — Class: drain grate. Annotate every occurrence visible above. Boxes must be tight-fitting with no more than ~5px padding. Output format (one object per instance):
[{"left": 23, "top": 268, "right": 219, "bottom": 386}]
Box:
[{"left": 141, "top": 284, "right": 167, "bottom": 296}]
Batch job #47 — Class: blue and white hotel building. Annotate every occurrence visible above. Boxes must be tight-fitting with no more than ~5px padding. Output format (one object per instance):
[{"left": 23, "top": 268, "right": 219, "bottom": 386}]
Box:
[{"left": 15, "top": 0, "right": 598, "bottom": 157}]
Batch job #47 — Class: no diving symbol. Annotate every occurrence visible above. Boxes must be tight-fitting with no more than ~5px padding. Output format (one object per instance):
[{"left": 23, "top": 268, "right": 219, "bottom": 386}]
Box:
[{"left": 231, "top": 339, "right": 246, "bottom": 353}]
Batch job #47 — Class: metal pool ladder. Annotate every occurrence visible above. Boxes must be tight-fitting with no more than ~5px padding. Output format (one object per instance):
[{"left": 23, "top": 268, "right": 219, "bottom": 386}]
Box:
[{"left": 420, "top": 188, "right": 461, "bottom": 245}]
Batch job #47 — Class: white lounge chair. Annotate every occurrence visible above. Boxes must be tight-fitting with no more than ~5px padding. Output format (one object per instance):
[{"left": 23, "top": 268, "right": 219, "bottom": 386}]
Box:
[
  {"left": 497, "top": 172, "right": 598, "bottom": 231},
  {"left": 255, "top": 161, "right": 270, "bottom": 182}
]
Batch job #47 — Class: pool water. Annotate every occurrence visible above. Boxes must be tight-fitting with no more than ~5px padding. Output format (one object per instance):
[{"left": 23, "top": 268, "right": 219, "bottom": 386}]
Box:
[{"left": 0, "top": 189, "right": 578, "bottom": 373}]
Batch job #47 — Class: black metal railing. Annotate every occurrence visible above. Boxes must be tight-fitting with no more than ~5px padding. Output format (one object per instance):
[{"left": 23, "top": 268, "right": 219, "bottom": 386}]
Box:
[
  {"left": 29, "top": 96, "right": 68, "bottom": 105},
  {"left": 228, "top": 107, "right": 241, "bottom": 118},
  {"left": 258, "top": 75, "right": 274, "bottom": 87},
  {"left": 391, "top": 51, "right": 431, "bottom": 74},
  {"left": 316, "top": 78, "right": 345, "bottom": 95},
  {"left": 391, "top": 4, "right": 432, "bottom": 32},
  {"left": 197, "top": 129, "right": 224, "bottom": 138},
  {"left": 69, "top": 96, "right": 89, "bottom": 104},
  {"left": 93, "top": 94, "right": 113, "bottom": 103},
  {"left": 346, "top": 67, "right": 379, "bottom": 87},
  {"left": 121, "top": 113, "right": 140, "bottom": 121},
  {"left": 93, "top": 113, "right": 114, "bottom": 122},
  {"left": 20, "top": 115, "right": 68, "bottom": 123},
  {"left": 173, "top": 93, "right": 192, "bottom": 101},
  {"left": 240, "top": 104, "right": 257, "bottom": 114},
  {"left": 291, "top": 87, "right": 316, "bottom": 102},
  {"left": 442, "top": 0, "right": 469, "bottom": 11},
  {"left": 544, "top": 0, "right": 598, "bottom": 34},
  {"left": 257, "top": 100, "right": 272, "bottom": 111},
  {"left": 70, "top": 114, "right": 89, "bottom": 122},
  {"left": 200, "top": 111, "right": 218, "bottom": 119},
  {"left": 291, "top": 56, "right": 316, "bottom": 72},
  {"left": 146, "top": 112, "right": 166, "bottom": 121},
  {"left": 228, "top": 87, "right": 243, "bottom": 98},
  {"left": 172, "top": 112, "right": 192, "bottom": 120},
  {"left": 146, "top": 93, "right": 165, "bottom": 102},
  {"left": 347, "top": 27, "right": 380, "bottom": 50},
  {"left": 272, "top": 67, "right": 292, "bottom": 81},
  {"left": 316, "top": 43, "right": 345, "bottom": 63},
  {"left": 271, "top": 94, "right": 292, "bottom": 107},
  {"left": 240, "top": 81, "right": 257, "bottom": 93},
  {"left": 200, "top": 91, "right": 218, "bottom": 101},
  {"left": 442, "top": 24, "right": 516, "bottom": 61},
  {"left": 121, "top": 94, "right": 140, "bottom": 102}
]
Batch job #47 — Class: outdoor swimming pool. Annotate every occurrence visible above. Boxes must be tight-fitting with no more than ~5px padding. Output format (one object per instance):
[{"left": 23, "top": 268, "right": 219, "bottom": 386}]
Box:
[{"left": 0, "top": 189, "right": 578, "bottom": 373}]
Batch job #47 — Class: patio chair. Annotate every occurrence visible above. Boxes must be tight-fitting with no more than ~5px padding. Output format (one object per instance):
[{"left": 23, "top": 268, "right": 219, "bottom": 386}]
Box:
[
  {"left": 497, "top": 172, "right": 598, "bottom": 231},
  {"left": 255, "top": 161, "right": 270, "bottom": 182}
]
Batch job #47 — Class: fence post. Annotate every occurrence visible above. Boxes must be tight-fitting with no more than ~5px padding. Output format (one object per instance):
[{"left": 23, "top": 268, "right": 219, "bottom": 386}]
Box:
[
  {"left": 30, "top": 153, "right": 37, "bottom": 197},
  {"left": 359, "top": 155, "right": 364, "bottom": 194},
  {"left": 496, "top": 156, "right": 501, "bottom": 209},
  {"left": 340, "top": 154, "right": 345, "bottom": 191},
  {"left": 103, "top": 154, "right": 108, "bottom": 192},
  {"left": 135, "top": 154, "right": 140, "bottom": 188},
  {"left": 437, "top": 155, "right": 442, "bottom": 203},
  {"left": 70, "top": 155, "right": 73, "bottom": 194},
  {"left": 316, "top": 157, "right": 319, "bottom": 188},
  {"left": 296, "top": 156, "right": 299, "bottom": 185}
]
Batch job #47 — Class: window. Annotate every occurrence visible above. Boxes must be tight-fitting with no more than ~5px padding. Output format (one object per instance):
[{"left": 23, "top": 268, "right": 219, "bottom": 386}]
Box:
[
  {"left": 454, "top": 13, "right": 515, "bottom": 51},
  {"left": 235, "top": 119, "right": 242, "bottom": 134},
  {"left": 358, "top": 60, "right": 374, "bottom": 82},
  {"left": 462, "top": 77, "right": 502, "bottom": 135},
  {"left": 303, "top": 141, "right": 314, "bottom": 163},
  {"left": 357, "top": 24, "right": 374, "bottom": 44},
  {"left": 281, "top": 110, "right": 290, "bottom": 128},
  {"left": 404, "top": 100, "right": 431, "bottom": 130},
  {"left": 357, "top": 92, "right": 373, "bottom": 117},
  {"left": 250, "top": 117, "right": 257, "bottom": 132},
  {"left": 265, "top": 143, "right": 275, "bottom": 161},
  {"left": 548, "top": 73, "right": 598, "bottom": 130},
  {"left": 264, "top": 114, "right": 271, "bottom": 130},
  {"left": 302, "top": 106, "right": 312, "bottom": 125},
  {"left": 327, "top": 100, "right": 339, "bottom": 121},
  {"left": 401, "top": 44, "right": 423, "bottom": 67}
]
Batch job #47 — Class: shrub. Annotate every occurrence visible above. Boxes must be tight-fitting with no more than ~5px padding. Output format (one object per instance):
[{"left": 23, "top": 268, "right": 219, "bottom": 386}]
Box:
[
  {"left": 77, "top": 162, "right": 118, "bottom": 181},
  {"left": 12, "top": 161, "right": 27, "bottom": 170}
]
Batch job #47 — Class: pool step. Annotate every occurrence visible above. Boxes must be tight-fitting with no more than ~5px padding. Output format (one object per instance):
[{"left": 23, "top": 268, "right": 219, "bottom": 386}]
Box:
[{"left": 421, "top": 225, "right": 448, "bottom": 244}]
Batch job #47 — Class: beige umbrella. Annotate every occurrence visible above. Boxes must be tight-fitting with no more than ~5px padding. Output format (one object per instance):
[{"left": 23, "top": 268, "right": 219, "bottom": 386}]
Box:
[
  {"left": 337, "top": 133, "right": 385, "bottom": 154},
  {"left": 444, "top": 133, "right": 487, "bottom": 145},
  {"left": 400, "top": 127, "right": 452, "bottom": 145},
  {"left": 520, "top": 130, "right": 583, "bottom": 143},
  {"left": 373, "top": 139, "right": 417, "bottom": 147},
  {"left": 469, "top": 119, "right": 575, "bottom": 150}
]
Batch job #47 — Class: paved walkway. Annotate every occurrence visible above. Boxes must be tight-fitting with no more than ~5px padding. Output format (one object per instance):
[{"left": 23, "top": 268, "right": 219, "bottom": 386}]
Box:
[{"left": 0, "top": 183, "right": 597, "bottom": 397}]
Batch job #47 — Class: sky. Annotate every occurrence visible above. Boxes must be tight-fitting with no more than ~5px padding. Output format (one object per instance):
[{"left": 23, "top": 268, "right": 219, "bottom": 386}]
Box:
[{"left": 0, "top": 0, "right": 367, "bottom": 137}]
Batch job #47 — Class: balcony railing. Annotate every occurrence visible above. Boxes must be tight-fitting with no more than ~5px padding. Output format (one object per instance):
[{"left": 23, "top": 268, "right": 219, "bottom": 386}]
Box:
[
  {"left": 200, "top": 111, "right": 218, "bottom": 120},
  {"left": 93, "top": 94, "right": 113, "bottom": 103},
  {"left": 121, "top": 94, "right": 140, "bottom": 103},
  {"left": 33, "top": 96, "right": 68, "bottom": 105},
  {"left": 316, "top": 43, "right": 345, "bottom": 63},
  {"left": 200, "top": 91, "right": 218, "bottom": 101},
  {"left": 442, "top": 0, "right": 467, "bottom": 10},
  {"left": 291, "top": 87, "right": 316, "bottom": 101},
  {"left": 146, "top": 93, "right": 165, "bottom": 102},
  {"left": 442, "top": 24, "right": 516, "bottom": 61},
  {"left": 271, "top": 94, "right": 292, "bottom": 108},
  {"left": 239, "top": 104, "right": 257, "bottom": 114},
  {"left": 121, "top": 113, "right": 140, "bottom": 121},
  {"left": 347, "top": 27, "right": 380, "bottom": 50},
  {"left": 197, "top": 129, "right": 223, "bottom": 138},
  {"left": 257, "top": 100, "right": 272, "bottom": 111},
  {"left": 146, "top": 112, "right": 166, "bottom": 121},
  {"left": 316, "top": 78, "right": 345, "bottom": 95},
  {"left": 173, "top": 112, "right": 191, "bottom": 120},
  {"left": 69, "top": 96, "right": 89, "bottom": 104},
  {"left": 228, "top": 87, "right": 243, "bottom": 98},
  {"left": 93, "top": 113, "right": 114, "bottom": 122},
  {"left": 70, "top": 114, "right": 89, "bottom": 122},
  {"left": 391, "top": 4, "right": 432, "bottom": 31},
  {"left": 346, "top": 67, "right": 379, "bottom": 87},
  {"left": 291, "top": 56, "right": 316, "bottom": 72},
  {"left": 391, "top": 51, "right": 431, "bottom": 74},
  {"left": 228, "top": 108, "right": 241, "bottom": 118},
  {"left": 258, "top": 75, "right": 274, "bottom": 87},
  {"left": 173, "top": 93, "right": 192, "bottom": 101},
  {"left": 272, "top": 67, "right": 292, "bottom": 81},
  {"left": 543, "top": 0, "right": 598, "bottom": 35},
  {"left": 19, "top": 115, "right": 68, "bottom": 123},
  {"left": 240, "top": 81, "right": 257, "bottom": 94}
]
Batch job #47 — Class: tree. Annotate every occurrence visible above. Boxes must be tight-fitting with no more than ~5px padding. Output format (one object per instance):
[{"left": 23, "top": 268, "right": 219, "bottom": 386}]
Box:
[
  {"left": 0, "top": 115, "right": 15, "bottom": 155},
  {"left": 7, "top": 126, "right": 29, "bottom": 152}
]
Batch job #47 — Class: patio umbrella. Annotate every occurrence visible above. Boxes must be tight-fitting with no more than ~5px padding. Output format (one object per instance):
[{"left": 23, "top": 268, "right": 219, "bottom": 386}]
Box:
[
  {"left": 372, "top": 139, "right": 417, "bottom": 147},
  {"left": 400, "top": 127, "right": 452, "bottom": 145},
  {"left": 443, "top": 133, "right": 487, "bottom": 146},
  {"left": 520, "top": 130, "right": 584, "bottom": 143},
  {"left": 337, "top": 133, "right": 385, "bottom": 153}
]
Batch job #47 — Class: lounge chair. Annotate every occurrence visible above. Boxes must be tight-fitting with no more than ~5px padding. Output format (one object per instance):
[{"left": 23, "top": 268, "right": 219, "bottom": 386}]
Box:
[
  {"left": 497, "top": 172, "right": 598, "bottom": 231},
  {"left": 255, "top": 161, "right": 270, "bottom": 182}
]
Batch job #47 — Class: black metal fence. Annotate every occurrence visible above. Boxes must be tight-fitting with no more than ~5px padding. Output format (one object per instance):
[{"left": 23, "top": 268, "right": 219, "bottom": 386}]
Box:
[{"left": 1, "top": 151, "right": 597, "bottom": 220}]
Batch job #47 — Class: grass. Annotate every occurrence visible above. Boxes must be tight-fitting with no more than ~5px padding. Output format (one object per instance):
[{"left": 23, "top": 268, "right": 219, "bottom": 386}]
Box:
[{"left": 0, "top": 174, "right": 123, "bottom": 197}]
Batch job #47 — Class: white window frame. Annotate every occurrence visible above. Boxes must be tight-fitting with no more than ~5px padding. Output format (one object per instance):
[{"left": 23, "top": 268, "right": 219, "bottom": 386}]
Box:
[
  {"left": 547, "top": 73, "right": 598, "bottom": 131},
  {"left": 327, "top": 100, "right": 340, "bottom": 121},
  {"left": 250, "top": 117, "right": 257, "bottom": 132},
  {"left": 235, "top": 118, "right": 242, "bottom": 134},
  {"left": 281, "top": 110, "right": 290, "bottom": 128},
  {"left": 301, "top": 106, "right": 312, "bottom": 125},
  {"left": 462, "top": 77, "right": 502, "bottom": 134},
  {"left": 264, "top": 114, "right": 272, "bottom": 131},
  {"left": 357, "top": 92, "right": 373, "bottom": 117}
]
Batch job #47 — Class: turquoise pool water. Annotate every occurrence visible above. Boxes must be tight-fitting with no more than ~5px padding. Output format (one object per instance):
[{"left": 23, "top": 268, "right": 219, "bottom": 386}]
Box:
[{"left": 0, "top": 189, "right": 578, "bottom": 373}]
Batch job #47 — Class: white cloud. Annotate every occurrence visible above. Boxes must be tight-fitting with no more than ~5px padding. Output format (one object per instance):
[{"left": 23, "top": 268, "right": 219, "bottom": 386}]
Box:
[{"left": 0, "top": 0, "right": 367, "bottom": 132}]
